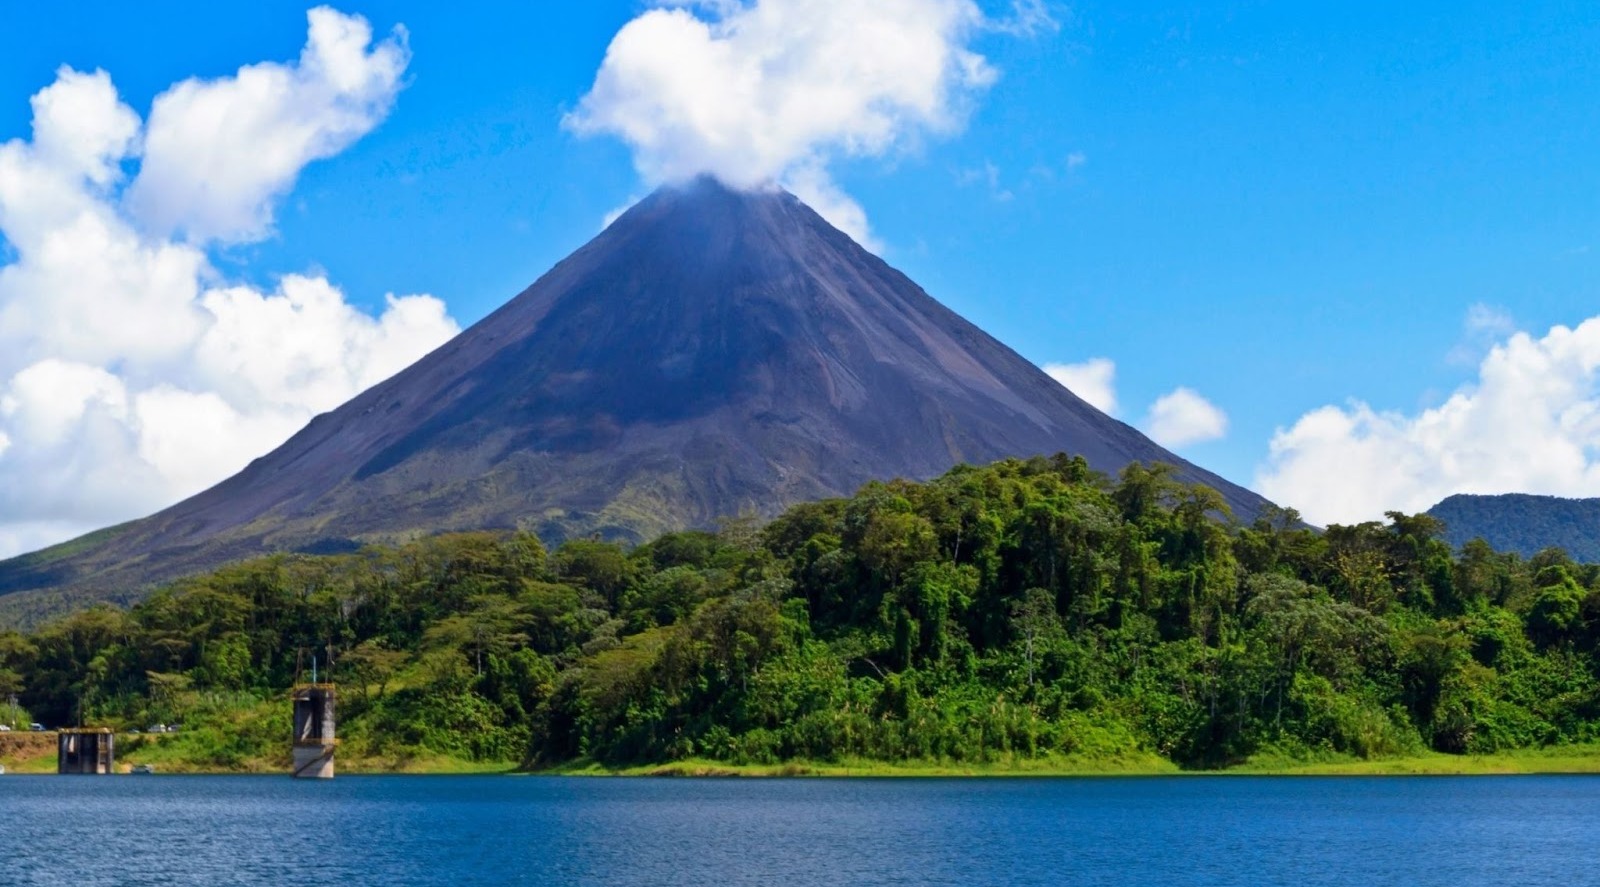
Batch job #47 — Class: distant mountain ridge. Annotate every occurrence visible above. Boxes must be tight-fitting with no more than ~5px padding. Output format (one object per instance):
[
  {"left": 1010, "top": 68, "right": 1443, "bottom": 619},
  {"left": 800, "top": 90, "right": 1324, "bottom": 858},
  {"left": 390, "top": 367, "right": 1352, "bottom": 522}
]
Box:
[
  {"left": 1427, "top": 493, "right": 1600, "bottom": 561},
  {"left": 0, "top": 177, "right": 1272, "bottom": 618}
]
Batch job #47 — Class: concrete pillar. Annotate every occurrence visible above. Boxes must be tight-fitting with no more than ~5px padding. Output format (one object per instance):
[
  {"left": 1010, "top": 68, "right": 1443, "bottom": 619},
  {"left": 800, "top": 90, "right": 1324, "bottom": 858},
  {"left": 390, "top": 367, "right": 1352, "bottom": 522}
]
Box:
[
  {"left": 290, "top": 685, "right": 337, "bottom": 779},
  {"left": 57, "top": 729, "right": 114, "bottom": 775}
]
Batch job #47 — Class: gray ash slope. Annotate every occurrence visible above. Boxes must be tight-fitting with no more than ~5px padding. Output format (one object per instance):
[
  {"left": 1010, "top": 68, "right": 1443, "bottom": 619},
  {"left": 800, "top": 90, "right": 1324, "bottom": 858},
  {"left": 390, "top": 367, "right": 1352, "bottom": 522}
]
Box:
[{"left": 0, "top": 178, "right": 1272, "bottom": 609}]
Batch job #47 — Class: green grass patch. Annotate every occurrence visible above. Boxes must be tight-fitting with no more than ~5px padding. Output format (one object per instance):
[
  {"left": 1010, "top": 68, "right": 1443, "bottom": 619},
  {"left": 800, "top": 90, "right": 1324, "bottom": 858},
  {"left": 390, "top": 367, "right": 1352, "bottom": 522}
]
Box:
[
  {"left": 546, "top": 751, "right": 1181, "bottom": 778},
  {"left": 1233, "top": 744, "right": 1600, "bottom": 776}
]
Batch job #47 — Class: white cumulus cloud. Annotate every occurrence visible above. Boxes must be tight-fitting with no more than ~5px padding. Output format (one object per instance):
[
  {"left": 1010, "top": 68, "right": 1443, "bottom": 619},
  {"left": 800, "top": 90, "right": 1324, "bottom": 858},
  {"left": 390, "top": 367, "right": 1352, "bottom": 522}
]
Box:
[
  {"left": 1144, "top": 387, "right": 1229, "bottom": 449},
  {"left": 127, "top": 6, "right": 410, "bottom": 244},
  {"left": 0, "top": 8, "right": 459, "bottom": 557},
  {"left": 1045, "top": 357, "right": 1228, "bottom": 450},
  {"left": 566, "top": 0, "right": 1053, "bottom": 248},
  {"left": 1044, "top": 358, "right": 1117, "bottom": 416},
  {"left": 1257, "top": 315, "right": 1600, "bottom": 527}
]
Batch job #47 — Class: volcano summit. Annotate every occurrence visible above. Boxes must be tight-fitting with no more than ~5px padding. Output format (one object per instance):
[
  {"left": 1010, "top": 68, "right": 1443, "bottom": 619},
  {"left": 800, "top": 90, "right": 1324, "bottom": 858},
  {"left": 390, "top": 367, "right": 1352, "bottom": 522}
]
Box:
[{"left": 0, "top": 178, "right": 1270, "bottom": 611}]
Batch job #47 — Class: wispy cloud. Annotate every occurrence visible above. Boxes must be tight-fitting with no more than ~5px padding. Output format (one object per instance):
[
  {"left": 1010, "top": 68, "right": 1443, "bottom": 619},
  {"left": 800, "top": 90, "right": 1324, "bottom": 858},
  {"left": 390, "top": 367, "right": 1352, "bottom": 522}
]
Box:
[
  {"left": 1446, "top": 302, "right": 1516, "bottom": 366},
  {"left": 956, "top": 159, "right": 1014, "bottom": 201},
  {"left": 985, "top": 0, "right": 1064, "bottom": 37}
]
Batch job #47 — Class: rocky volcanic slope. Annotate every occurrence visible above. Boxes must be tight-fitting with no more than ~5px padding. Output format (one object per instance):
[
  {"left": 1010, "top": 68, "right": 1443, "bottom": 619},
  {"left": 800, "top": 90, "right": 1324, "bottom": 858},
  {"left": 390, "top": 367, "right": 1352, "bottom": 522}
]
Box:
[{"left": 0, "top": 178, "right": 1273, "bottom": 616}]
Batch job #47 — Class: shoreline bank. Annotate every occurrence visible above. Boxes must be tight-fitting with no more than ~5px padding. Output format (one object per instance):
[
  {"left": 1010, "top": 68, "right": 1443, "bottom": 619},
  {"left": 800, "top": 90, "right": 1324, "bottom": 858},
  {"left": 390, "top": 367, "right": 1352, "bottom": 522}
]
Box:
[{"left": 9, "top": 741, "right": 1600, "bottom": 777}]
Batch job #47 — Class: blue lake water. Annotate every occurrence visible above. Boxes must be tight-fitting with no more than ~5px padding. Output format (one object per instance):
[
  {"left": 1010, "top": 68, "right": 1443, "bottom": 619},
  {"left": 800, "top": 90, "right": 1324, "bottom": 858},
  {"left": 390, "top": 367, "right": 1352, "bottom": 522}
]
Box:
[{"left": 3, "top": 775, "right": 1597, "bottom": 885}]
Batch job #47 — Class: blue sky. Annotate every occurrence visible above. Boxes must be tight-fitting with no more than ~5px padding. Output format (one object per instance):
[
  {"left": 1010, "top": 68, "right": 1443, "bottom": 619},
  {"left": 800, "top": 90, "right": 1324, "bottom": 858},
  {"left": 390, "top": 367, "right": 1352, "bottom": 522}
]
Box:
[{"left": 2, "top": 0, "right": 1599, "bottom": 549}]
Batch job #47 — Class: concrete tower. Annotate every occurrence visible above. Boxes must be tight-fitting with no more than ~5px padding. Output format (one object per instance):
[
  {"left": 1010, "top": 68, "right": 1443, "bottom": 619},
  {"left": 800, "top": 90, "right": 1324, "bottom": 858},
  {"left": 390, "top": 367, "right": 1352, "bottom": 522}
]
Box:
[
  {"left": 290, "top": 684, "right": 336, "bottom": 779},
  {"left": 58, "top": 728, "right": 114, "bottom": 774}
]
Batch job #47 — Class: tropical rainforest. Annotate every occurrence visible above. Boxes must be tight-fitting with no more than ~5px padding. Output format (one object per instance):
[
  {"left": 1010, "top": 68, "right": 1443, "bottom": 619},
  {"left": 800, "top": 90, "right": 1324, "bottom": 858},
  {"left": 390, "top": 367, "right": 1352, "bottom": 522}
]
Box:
[
  {"left": 3, "top": 454, "right": 1599, "bottom": 772},
  {"left": 1428, "top": 493, "right": 1600, "bottom": 563}
]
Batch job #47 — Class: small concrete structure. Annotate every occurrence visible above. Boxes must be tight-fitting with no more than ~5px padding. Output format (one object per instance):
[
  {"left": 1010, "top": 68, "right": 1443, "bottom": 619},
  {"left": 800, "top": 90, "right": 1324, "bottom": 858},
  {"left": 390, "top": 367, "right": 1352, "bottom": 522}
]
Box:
[
  {"left": 58, "top": 728, "right": 115, "bottom": 774},
  {"left": 291, "top": 684, "right": 337, "bottom": 779}
]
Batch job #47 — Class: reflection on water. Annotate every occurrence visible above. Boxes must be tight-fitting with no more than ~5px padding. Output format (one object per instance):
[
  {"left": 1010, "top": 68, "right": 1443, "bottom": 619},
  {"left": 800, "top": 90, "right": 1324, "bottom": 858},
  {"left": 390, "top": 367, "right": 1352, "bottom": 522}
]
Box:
[{"left": 3, "top": 775, "right": 1597, "bottom": 886}]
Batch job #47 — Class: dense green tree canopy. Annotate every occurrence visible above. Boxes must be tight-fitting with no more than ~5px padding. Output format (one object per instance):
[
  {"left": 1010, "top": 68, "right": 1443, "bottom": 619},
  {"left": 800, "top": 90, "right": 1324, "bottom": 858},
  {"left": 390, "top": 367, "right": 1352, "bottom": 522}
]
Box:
[{"left": 4, "top": 455, "right": 1600, "bottom": 770}]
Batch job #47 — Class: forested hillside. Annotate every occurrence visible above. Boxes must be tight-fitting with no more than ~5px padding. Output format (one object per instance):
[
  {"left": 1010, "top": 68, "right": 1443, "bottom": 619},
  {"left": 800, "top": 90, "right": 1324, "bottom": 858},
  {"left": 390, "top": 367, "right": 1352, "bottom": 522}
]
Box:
[
  {"left": 3, "top": 455, "right": 1598, "bottom": 771},
  {"left": 1429, "top": 493, "right": 1600, "bottom": 562}
]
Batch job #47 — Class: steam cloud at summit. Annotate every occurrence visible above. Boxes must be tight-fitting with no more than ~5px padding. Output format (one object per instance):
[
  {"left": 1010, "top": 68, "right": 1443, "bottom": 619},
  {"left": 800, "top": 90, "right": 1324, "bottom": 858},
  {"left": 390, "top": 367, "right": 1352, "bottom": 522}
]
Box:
[{"left": 566, "top": 0, "right": 1056, "bottom": 246}]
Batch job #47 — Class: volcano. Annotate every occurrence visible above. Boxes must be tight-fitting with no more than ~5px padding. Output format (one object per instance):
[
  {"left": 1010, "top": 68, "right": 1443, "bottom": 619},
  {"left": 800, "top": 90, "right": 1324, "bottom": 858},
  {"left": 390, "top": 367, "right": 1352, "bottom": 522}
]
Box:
[{"left": 0, "top": 178, "right": 1271, "bottom": 613}]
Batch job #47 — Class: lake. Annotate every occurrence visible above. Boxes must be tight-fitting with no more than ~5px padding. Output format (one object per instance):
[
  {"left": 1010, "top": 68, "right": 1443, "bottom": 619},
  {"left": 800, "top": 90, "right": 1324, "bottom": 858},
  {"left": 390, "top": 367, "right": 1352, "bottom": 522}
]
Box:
[{"left": 2, "top": 775, "right": 1596, "bottom": 885}]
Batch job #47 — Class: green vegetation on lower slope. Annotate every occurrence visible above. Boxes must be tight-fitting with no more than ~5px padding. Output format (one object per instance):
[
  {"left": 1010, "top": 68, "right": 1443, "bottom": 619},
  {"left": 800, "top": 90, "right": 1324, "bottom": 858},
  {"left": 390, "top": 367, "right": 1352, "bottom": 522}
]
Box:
[
  {"left": 0, "top": 522, "right": 141, "bottom": 622},
  {"left": 4, "top": 454, "right": 1600, "bottom": 774}
]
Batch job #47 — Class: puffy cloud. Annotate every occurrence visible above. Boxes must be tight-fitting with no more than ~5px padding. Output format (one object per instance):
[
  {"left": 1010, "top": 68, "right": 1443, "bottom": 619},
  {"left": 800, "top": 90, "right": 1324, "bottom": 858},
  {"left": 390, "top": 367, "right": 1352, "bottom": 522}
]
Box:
[
  {"left": 0, "top": 206, "right": 208, "bottom": 368},
  {"left": 0, "top": 359, "right": 158, "bottom": 525},
  {"left": 1044, "top": 358, "right": 1117, "bottom": 416},
  {"left": 1257, "top": 317, "right": 1600, "bottom": 526},
  {"left": 1144, "top": 387, "right": 1229, "bottom": 449},
  {"left": 569, "top": 0, "right": 994, "bottom": 187},
  {"left": 127, "top": 6, "right": 409, "bottom": 244},
  {"left": 567, "top": 0, "right": 1052, "bottom": 246},
  {"left": 1045, "top": 359, "right": 1227, "bottom": 448},
  {"left": 193, "top": 276, "right": 455, "bottom": 409},
  {"left": 0, "top": 9, "right": 458, "bottom": 557},
  {"left": 23, "top": 67, "right": 139, "bottom": 191},
  {"left": 1, "top": 359, "right": 129, "bottom": 450}
]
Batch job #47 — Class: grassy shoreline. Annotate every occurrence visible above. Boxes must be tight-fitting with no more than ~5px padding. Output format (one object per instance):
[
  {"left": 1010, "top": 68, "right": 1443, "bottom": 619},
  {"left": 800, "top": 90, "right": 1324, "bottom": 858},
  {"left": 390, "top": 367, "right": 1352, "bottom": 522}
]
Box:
[
  {"left": 547, "top": 751, "right": 1180, "bottom": 778},
  {"left": 547, "top": 745, "right": 1600, "bottom": 777},
  {"left": 1227, "top": 744, "right": 1600, "bottom": 776},
  {"left": 9, "top": 736, "right": 1600, "bottom": 777}
]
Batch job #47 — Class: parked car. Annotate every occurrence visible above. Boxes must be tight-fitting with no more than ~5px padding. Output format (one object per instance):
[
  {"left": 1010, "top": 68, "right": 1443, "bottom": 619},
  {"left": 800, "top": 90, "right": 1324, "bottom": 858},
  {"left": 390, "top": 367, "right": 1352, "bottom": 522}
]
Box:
[
  {"left": 0, "top": 724, "right": 10, "bottom": 732},
  {"left": 29, "top": 723, "right": 45, "bottom": 732}
]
